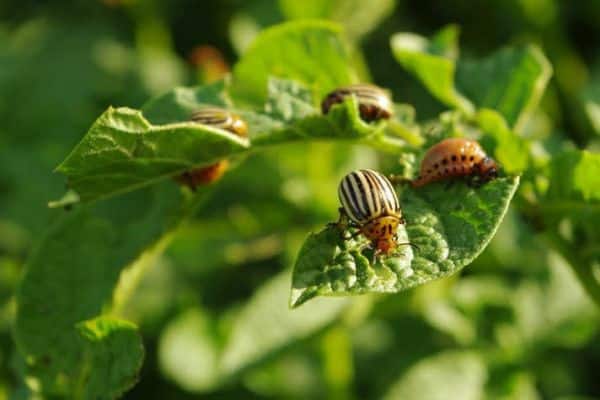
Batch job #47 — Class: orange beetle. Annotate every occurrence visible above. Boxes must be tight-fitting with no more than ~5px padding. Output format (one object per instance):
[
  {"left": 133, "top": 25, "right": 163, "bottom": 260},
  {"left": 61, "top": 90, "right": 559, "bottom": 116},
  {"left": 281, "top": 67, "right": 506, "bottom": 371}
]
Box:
[
  {"left": 412, "top": 138, "right": 498, "bottom": 188},
  {"left": 175, "top": 107, "right": 248, "bottom": 190}
]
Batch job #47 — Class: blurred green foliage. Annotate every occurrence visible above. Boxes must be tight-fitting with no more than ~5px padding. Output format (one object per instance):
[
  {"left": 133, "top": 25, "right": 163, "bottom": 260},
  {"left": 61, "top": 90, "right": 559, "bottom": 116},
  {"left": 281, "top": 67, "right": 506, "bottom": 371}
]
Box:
[{"left": 1, "top": 0, "right": 599, "bottom": 399}]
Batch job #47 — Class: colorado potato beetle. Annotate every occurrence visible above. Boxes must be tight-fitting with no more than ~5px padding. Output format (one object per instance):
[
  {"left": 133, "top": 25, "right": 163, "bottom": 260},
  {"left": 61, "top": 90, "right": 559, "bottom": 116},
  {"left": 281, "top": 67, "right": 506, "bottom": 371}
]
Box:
[
  {"left": 321, "top": 84, "right": 393, "bottom": 122},
  {"left": 411, "top": 138, "right": 498, "bottom": 188},
  {"left": 337, "top": 169, "right": 413, "bottom": 258},
  {"left": 175, "top": 107, "right": 248, "bottom": 189}
]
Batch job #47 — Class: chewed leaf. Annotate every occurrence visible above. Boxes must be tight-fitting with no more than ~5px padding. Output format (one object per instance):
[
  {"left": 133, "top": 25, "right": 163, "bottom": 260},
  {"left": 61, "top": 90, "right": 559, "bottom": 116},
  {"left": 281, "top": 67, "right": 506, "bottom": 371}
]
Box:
[
  {"left": 54, "top": 107, "right": 250, "bottom": 203},
  {"left": 242, "top": 77, "right": 408, "bottom": 150},
  {"left": 290, "top": 176, "right": 519, "bottom": 307}
]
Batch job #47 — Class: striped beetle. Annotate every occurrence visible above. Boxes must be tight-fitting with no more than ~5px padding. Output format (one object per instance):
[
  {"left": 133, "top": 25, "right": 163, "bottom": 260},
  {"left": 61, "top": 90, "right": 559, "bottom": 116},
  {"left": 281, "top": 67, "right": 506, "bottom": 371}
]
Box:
[
  {"left": 175, "top": 107, "right": 248, "bottom": 189},
  {"left": 321, "top": 84, "right": 393, "bottom": 122},
  {"left": 337, "top": 169, "right": 414, "bottom": 259},
  {"left": 411, "top": 138, "right": 498, "bottom": 188}
]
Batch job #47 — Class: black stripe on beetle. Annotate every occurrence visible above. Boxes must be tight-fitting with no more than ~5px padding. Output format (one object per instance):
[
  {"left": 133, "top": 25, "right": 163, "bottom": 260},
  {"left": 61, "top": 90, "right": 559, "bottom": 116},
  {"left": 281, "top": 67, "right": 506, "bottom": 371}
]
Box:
[{"left": 321, "top": 84, "right": 393, "bottom": 122}]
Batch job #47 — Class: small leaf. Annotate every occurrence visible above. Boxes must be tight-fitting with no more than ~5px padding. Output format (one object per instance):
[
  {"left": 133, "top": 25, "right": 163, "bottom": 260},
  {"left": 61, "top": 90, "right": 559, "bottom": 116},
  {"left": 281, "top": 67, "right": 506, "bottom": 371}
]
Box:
[
  {"left": 55, "top": 106, "right": 249, "bottom": 203},
  {"left": 290, "top": 176, "right": 519, "bottom": 307},
  {"left": 75, "top": 317, "right": 144, "bottom": 400},
  {"left": 390, "top": 25, "right": 474, "bottom": 114},
  {"left": 382, "top": 351, "right": 487, "bottom": 400},
  {"left": 231, "top": 20, "right": 358, "bottom": 106},
  {"left": 456, "top": 44, "right": 552, "bottom": 129}
]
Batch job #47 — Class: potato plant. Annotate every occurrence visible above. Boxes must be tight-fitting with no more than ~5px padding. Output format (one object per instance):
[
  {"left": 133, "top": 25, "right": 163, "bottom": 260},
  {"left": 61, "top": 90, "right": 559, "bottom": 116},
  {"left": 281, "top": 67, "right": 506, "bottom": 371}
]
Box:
[{"left": 2, "top": 2, "right": 599, "bottom": 399}]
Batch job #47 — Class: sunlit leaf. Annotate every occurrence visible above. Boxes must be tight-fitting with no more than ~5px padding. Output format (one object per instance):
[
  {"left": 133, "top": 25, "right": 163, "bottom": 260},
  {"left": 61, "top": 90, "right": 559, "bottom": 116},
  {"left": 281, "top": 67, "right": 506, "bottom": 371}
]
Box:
[
  {"left": 391, "top": 26, "right": 552, "bottom": 129},
  {"left": 457, "top": 44, "right": 552, "bottom": 129},
  {"left": 290, "top": 177, "right": 519, "bottom": 307},
  {"left": 278, "top": 0, "right": 395, "bottom": 40},
  {"left": 476, "top": 109, "right": 529, "bottom": 173},
  {"left": 383, "top": 351, "right": 486, "bottom": 400},
  {"left": 231, "top": 20, "right": 358, "bottom": 106},
  {"left": 390, "top": 25, "right": 473, "bottom": 113},
  {"left": 55, "top": 106, "right": 250, "bottom": 203}
]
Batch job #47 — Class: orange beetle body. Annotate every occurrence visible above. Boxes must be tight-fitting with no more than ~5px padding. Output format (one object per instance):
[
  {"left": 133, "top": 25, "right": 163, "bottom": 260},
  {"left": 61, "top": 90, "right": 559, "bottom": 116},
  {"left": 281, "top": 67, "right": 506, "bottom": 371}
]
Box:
[
  {"left": 412, "top": 138, "right": 498, "bottom": 188},
  {"left": 175, "top": 108, "right": 248, "bottom": 189}
]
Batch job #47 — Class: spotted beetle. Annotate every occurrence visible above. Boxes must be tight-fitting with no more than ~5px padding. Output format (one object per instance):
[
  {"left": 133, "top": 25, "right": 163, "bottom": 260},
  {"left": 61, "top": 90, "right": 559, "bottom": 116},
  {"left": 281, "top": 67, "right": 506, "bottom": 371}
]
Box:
[{"left": 411, "top": 138, "right": 498, "bottom": 188}]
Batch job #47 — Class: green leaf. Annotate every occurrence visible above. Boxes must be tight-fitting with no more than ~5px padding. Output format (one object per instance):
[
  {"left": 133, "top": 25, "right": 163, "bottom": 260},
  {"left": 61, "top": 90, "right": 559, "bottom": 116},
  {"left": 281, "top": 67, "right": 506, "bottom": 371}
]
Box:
[
  {"left": 158, "top": 309, "right": 220, "bottom": 392},
  {"left": 456, "top": 44, "right": 552, "bottom": 129},
  {"left": 390, "top": 25, "right": 474, "bottom": 114},
  {"left": 476, "top": 109, "right": 529, "bottom": 173},
  {"left": 382, "top": 351, "right": 487, "bottom": 400},
  {"left": 220, "top": 270, "right": 348, "bottom": 376},
  {"left": 244, "top": 77, "right": 410, "bottom": 153},
  {"left": 391, "top": 26, "right": 552, "bottom": 129},
  {"left": 141, "top": 80, "right": 230, "bottom": 125},
  {"left": 75, "top": 317, "right": 144, "bottom": 400},
  {"left": 15, "top": 184, "right": 204, "bottom": 396},
  {"left": 231, "top": 20, "right": 358, "bottom": 106},
  {"left": 547, "top": 150, "right": 600, "bottom": 203},
  {"left": 581, "top": 68, "right": 600, "bottom": 136},
  {"left": 55, "top": 106, "right": 250, "bottom": 203},
  {"left": 290, "top": 176, "right": 519, "bottom": 307},
  {"left": 278, "top": 0, "right": 395, "bottom": 40}
]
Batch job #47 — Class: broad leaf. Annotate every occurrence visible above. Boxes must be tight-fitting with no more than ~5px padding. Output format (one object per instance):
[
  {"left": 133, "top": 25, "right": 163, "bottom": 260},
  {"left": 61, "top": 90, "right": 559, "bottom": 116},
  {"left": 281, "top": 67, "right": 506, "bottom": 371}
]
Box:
[
  {"left": 15, "top": 184, "right": 205, "bottom": 396},
  {"left": 231, "top": 20, "right": 358, "bottom": 106},
  {"left": 278, "top": 0, "right": 395, "bottom": 40},
  {"left": 456, "top": 44, "right": 552, "bottom": 129},
  {"left": 55, "top": 106, "right": 250, "bottom": 203},
  {"left": 382, "top": 351, "right": 487, "bottom": 400},
  {"left": 391, "top": 26, "right": 552, "bottom": 129},
  {"left": 290, "top": 176, "right": 519, "bottom": 307},
  {"left": 75, "top": 317, "right": 144, "bottom": 400},
  {"left": 390, "top": 25, "right": 473, "bottom": 114}
]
